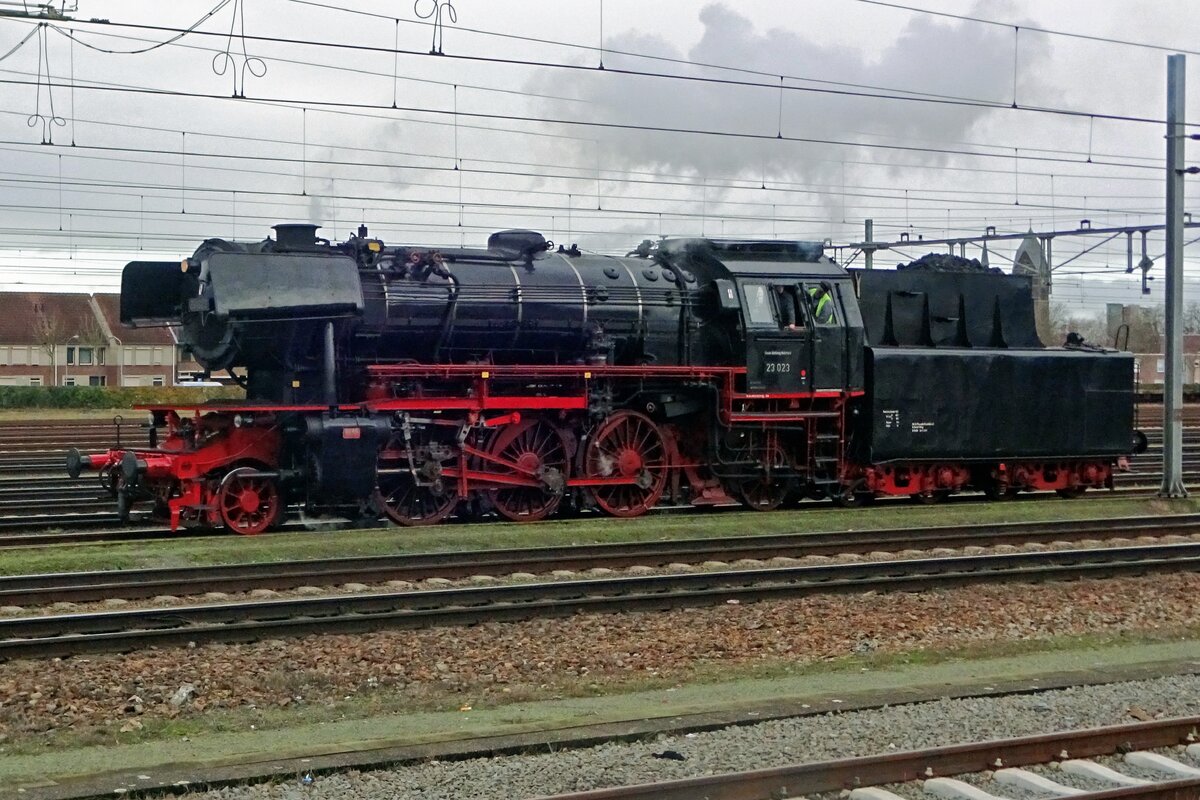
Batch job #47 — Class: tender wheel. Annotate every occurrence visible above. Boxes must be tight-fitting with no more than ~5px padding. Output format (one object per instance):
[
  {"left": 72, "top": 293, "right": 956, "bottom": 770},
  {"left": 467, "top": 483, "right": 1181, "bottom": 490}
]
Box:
[
  {"left": 912, "top": 489, "right": 951, "bottom": 505},
  {"left": 734, "top": 445, "right": 794, "bottom": 512},
  {"left": 376, "top": 433, "right": 460, "bottom": 526},
  {"left": 1056, "top": 486, "right": 1086, "bottom": 499},
  {"left": 584, "top": 410, "right": 668, "bottom": 518},
  {"left": 832, "top": 479, "right": 873, "bottom": 508},
  {"left": 983, "top": 481, "right": 1018, "bottom": 500},
  {"left": 486, "top": 420, "right": 569, "bottom": 522},
  {"left": 217, "top": 470, "right": 282, "bottom": 535}
]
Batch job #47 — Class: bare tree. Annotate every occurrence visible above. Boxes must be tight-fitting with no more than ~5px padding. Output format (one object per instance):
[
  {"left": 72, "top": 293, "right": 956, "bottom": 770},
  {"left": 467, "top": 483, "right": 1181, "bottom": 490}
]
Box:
[
  {"left": 1126, "top": 306, "right": 1164, "bottom": 353},
  {"left": 77, "top": 312, "right": 106, "bottom": 347},
  {"left": 1184, "top": 301, "right": 1200, "bottom": 334},
  {"left": 31, "top": 301, "right": 61, "bottom": 376},
  {"left": 1049, "top": 303, "right": 1107, "bottom": 346}
]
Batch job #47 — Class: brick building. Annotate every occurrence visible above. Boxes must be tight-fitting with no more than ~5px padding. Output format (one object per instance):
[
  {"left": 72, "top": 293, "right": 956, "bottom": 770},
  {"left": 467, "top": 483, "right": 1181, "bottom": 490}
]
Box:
[
  {"left": 1133, "top": 334, "right": 1200, "bottom": 386},
  {"left": 0, "top": 292, "right": 203, "bottom": 387}
]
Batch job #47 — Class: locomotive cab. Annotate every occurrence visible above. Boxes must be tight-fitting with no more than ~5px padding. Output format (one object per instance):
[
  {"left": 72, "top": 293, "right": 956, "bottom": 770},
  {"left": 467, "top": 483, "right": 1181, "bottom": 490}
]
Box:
[
  {"left": 658, "top": 238, "right": 865, "bottom": 395},
  {"left": 732, "top": 267, "right": 865, "bottom": 394}
]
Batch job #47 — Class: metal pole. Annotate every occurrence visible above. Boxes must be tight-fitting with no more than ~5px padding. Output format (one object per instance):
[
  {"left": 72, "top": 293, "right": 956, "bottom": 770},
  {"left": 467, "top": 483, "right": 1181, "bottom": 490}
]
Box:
[
  {"left": 323, "top": 321, "right": 337, "bottom": 406},
  {"left": 864, "top": 219, "right": 874, "bottom": 270},
  {"left": 1161, "top": 53, "right": 1187, "bottom": 498}
]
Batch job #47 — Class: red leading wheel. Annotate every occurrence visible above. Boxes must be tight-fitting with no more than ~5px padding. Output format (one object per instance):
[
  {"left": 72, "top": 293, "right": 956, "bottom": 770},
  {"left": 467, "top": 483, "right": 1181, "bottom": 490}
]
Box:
[
  {"left": 585, "top": 410, "right": 668, "bottom": 518},
  {"left": 486, "top": 419, "right": 569, "bottom": 522},
  {"left": 217, "top": 469, "right": 282, "bottom": 535}
]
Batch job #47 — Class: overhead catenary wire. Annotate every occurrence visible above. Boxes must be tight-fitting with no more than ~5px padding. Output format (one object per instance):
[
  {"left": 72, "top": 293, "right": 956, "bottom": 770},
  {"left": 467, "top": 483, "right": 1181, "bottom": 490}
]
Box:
[
  {"left": 0, "top": 65, "right": 1171, "bottom": 189},
  {"left": 42, "top": 17, "right": 586, "bottom": 105},
  {"left": 29, "top": 13, "right": 1199, "bottom": 129},
  {"left": 851, "top": 0, "right": 1200, "bottom": 58},
  {"left": 0, "top": 74, "right": 1173, "bottom": 172},
  {"left": 284, "top": 0, "right": 1199, "bottom": 126},
  {"left": 0, "top": 145, "right": 1168, "bottom": 221},
  {"left": 0, "top": 5, "right": 1194, "bottom": 288}
]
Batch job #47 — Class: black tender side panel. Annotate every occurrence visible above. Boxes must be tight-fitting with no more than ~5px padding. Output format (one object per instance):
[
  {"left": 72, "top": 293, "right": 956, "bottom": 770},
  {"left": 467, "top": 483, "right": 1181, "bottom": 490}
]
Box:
[{"left": 864, "top": 347, "right": 1134, "bottom": 462}]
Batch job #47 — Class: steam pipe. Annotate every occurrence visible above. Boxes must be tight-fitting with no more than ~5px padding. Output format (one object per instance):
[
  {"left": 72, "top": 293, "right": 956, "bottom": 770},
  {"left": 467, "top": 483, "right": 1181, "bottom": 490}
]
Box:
[{"left": 323, "top": 321, "right": 336, "bottom": 405}]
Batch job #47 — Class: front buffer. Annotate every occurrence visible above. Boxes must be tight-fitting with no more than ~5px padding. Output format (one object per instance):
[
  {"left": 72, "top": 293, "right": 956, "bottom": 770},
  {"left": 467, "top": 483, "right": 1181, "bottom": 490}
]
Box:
[{"left": 67, "top": 407, "right": 387, "bottom": 533}]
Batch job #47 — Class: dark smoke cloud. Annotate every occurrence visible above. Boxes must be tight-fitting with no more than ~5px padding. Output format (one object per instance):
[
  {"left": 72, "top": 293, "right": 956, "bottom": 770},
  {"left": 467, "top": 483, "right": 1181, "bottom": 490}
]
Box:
[{"left": 528, "top": 2, "right": 1052, "bottom": 186}]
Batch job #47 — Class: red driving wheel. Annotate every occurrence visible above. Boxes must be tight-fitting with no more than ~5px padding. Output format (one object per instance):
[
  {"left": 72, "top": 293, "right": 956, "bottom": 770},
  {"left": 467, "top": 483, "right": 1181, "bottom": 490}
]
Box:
[
  {"left": 486, "top": 419, "right": 569, "bottom": 522},
  {"left": 375, "top": 434, "right": 460, "bottom": 526},
  {"left": 584, "top": 410, "right": 668, "bottom": 517}
]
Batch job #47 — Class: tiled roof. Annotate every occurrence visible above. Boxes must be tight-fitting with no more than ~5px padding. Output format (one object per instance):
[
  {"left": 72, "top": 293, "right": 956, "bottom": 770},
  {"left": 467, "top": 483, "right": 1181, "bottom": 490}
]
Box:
[
  {"left": 93, "top": 293, "right": 174, "bottom": 346},
  {"left": 0, "top": 292, "right": 100, "bottom": 345}
]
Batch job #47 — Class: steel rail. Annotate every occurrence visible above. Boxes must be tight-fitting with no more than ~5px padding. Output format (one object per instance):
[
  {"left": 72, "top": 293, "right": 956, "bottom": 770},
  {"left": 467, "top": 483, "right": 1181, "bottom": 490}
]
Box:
[
  {"left": 538, "top": 716, "right": 1200, "bottom": 799},
  {"left": 0, "top": 511, "right": 154, "bottom": 538},
  {"left": 3, "top": 513, "right": 1200, "bottom": 607},
  {"left": 0, "top": 487, "right": 1193, "bottom": 548},
  {"left": 1, "top": 542, "right": 1198, "bottom": 660}
]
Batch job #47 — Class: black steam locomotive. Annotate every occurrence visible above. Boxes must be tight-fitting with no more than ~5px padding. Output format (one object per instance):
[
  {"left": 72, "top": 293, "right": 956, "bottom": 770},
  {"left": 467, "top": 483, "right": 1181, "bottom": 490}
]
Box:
[{"left": 67, "top": 223, "right": 1139, "bottom": 532}]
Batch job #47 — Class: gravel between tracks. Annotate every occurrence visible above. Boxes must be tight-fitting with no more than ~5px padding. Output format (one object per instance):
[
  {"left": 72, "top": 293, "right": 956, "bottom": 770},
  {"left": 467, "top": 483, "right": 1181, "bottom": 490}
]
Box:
[
  {"left": 191, "top": 674, "right": 1200, "bottom": 800},
  {"left": 2, "top": 573, "right": 1199, "bottom": 745}
]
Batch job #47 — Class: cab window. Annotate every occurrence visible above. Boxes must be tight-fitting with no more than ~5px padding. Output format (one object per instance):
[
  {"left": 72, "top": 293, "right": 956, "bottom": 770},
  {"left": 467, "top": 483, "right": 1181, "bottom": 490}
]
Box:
[
  {"left": 742, "top": 283, "right": 776, "bottom": 326},
  {"left": 805, "top": 282, "right": 839, "bottom": 326}
]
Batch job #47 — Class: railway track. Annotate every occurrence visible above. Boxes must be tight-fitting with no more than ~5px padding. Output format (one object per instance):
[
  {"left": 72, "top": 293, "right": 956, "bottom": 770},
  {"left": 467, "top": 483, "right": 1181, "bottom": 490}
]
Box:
[
  {"left": 1, "top": 540, "right": 1198, "bottom": 660},
  {"left": 0, "top": 480, "right": 1193, "bottom": 548},
  {"left": 3, "top": 513, "right": 1200, "bottom": 606},
  {"left": 541, "top": 716, "right": 1200, "bottom": 800}
]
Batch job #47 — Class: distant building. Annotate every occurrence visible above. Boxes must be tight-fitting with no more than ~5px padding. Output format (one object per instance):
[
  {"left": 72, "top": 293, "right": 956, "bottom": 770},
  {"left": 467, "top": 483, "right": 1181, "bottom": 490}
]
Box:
[
  {"left": 0, "top": 291, "right": 205, "bottom": 387},
  {"left": 1133, "top": 337, "right": 1200, "bottom": 385},
  {"left": 1011, "top": 231, "right": 1051, "bottom": 341},
  {"left": 1102, "top": 302, "right": 1200, "bottom": 385}
]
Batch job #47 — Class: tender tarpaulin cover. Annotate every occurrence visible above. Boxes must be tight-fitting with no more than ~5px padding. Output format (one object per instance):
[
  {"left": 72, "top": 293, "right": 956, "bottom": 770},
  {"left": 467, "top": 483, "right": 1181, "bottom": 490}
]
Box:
[
  {"left": 864, "top": 347, "right": 1135, "bottom": 461},
  {"left": 853, "top": 270, "right": 1042, "bottom": 348},
  {"left": 206, "top": 252, "right": 363, "bottom": 316}
]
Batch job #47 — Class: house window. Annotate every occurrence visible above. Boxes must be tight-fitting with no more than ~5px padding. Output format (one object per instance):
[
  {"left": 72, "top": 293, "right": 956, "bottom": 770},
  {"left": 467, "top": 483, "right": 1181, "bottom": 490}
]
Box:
[
  {"left": 29, "top": 377, "right": 41, "bottom": 386},
  {"left": 88, "top": 375, "right": 106, "bottom": 387},
  {"left": 1157, "top": 358, "right": 1166, "bottom": 374},
  {"left": 152, "top": 376, "right": 164, "bottom": 387},
  {"left": 124, "top": 348, "right": 135, "bottom": 366},
  {"left": 10, "top": 347, "right": 27, "bottom": 366},
  {"left": 135, "top": 348, "right": 151, "bottom": 366},
  {"left": 29, "top": 348, "right": 41, "bottom": 366},
  {"left": 78, "top": 347, "right": 94, "bottom": 366},
  {"left": 64, "top": 376, "right": 76, "bottom": 386},
  {"left": 0, "top": 347, "right": 8, "bottom": 365},
  {"left": 96, "top": 348, "right": 105, "bottom": 366},
  {"left": 152, "top": 347, "right": 164, "bottom": 365},
  {"left": 66, "top": 346, "right": 75, "bottom": 365}
]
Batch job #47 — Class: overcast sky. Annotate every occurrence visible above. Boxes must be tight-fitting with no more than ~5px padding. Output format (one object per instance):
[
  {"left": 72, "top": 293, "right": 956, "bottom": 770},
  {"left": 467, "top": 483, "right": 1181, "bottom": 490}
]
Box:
[{"left": 0, "top": 0, "right": 1194, "bottom": 314}]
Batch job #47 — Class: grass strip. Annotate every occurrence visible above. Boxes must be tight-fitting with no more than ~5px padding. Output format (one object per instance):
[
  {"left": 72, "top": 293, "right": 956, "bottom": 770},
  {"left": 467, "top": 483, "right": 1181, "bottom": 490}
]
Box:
[{"left": 4, "top": 496, "right": 1200, "bottom": 576}]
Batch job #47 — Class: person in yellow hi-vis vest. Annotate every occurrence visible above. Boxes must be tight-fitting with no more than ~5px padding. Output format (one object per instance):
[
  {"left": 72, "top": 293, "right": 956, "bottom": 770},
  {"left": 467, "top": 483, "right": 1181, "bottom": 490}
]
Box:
[{"left": 808, "top": 281, "right": 835, "bottom": 324}]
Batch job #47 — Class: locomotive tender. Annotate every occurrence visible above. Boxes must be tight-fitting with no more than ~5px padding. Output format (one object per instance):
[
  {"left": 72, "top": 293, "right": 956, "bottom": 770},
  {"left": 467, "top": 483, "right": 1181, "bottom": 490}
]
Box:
[{"left": 67, "top": 223, "right": 1138, "bottom": 532}]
